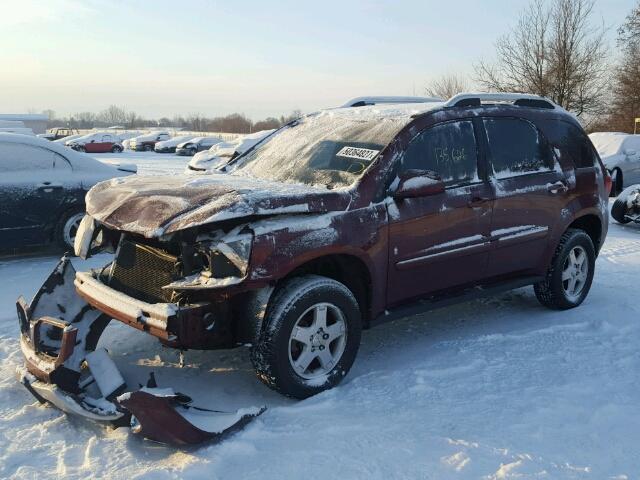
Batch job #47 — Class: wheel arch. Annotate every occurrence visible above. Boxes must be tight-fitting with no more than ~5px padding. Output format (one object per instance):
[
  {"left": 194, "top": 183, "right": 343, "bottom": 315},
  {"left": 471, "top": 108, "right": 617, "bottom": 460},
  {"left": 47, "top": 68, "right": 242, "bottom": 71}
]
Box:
[
  {"left": 280, "top": 253, "right": 373, "bottom": 327},
  {"left": 567, "top": 213, "right": 603, "bottom": 253}
]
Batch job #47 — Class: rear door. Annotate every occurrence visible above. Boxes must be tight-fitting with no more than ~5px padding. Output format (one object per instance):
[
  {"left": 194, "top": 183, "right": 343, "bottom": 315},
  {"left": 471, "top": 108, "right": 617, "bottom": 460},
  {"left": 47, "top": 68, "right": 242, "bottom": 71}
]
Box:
[
  {"left": 0, "top": 143, "right": 70, "bottom": 248},
  {"left": 386, "top": 119, "right": 494, "bottom": 306},
  {"left": 482, "top": 116, "right": 571, "bottom": 278}
]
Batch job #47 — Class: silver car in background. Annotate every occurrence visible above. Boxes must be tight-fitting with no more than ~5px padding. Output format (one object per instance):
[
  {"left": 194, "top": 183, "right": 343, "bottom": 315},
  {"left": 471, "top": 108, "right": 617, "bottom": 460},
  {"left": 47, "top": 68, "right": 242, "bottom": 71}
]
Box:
[{"left": 589, "top": 132, "right": 640, "bottom": 196}]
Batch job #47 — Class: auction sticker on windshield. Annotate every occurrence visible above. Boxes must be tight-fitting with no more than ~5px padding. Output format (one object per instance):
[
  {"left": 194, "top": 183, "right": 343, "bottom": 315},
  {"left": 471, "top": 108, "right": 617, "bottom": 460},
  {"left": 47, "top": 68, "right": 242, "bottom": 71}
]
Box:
[{"left": 336, "top": 146, "right": 380, "bottom": 161}]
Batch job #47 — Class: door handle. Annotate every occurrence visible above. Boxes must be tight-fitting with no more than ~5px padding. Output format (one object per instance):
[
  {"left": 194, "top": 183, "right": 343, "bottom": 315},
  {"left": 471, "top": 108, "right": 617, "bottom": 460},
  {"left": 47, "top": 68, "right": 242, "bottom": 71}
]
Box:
[
  {"left": 467, "top": 197, "right": 490, "bottom": 208},
  {"left": 547, "top": 181, "right": 568, "bottom": 194}
]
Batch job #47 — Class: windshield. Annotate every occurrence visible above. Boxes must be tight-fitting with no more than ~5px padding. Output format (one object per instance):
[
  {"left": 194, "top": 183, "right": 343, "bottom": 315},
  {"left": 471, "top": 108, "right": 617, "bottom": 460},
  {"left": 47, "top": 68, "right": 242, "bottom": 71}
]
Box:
[{"left": 228, "top": 111, "right": 410, "bottom": 189}]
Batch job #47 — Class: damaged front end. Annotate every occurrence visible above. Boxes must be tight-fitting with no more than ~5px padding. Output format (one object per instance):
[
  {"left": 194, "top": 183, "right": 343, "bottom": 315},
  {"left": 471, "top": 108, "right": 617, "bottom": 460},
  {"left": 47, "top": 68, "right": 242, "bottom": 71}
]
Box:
[{"left": 15, "top": 258, "right": 264, "bottom": 446}]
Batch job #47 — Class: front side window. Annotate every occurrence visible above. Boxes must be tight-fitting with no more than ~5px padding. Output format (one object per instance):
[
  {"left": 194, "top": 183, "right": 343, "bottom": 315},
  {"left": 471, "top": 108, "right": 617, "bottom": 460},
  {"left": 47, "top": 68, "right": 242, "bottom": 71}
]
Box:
[
  {"left": 400, "top": 120, "right": 479, "bottom": 185},
  {"left": 102, "top": 135, "right": 113, "bottom": 143},
  {"left": 483, "top": 117, "right": 554, "bottom": 178},
  {"left": 0, "top": 143, "right": 54, "bottom": 173}
]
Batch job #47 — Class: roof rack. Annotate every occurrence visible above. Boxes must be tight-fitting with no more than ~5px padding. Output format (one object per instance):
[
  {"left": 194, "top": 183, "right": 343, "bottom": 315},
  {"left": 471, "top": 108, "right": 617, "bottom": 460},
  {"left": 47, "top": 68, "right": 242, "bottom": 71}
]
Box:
[
  {"left": 444, "top": 93, "right": 557, "bottom": 110},
  {"left": 342, "top": 96, "right": 443, "bottom": 108}
]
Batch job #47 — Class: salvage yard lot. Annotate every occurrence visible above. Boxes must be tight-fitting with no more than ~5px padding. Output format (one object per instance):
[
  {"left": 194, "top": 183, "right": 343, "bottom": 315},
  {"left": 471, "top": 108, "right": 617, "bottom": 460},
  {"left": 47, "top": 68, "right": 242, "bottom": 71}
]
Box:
[{"left": 0, "top": 154, "right": 638, "bottom": 479}]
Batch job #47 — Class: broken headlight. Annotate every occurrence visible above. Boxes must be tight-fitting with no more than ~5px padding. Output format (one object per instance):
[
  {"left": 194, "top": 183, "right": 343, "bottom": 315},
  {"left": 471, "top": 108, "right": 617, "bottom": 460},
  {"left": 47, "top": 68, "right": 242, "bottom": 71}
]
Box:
[{"left": 202, "top": 233, "right": 252, "bottom": 280}]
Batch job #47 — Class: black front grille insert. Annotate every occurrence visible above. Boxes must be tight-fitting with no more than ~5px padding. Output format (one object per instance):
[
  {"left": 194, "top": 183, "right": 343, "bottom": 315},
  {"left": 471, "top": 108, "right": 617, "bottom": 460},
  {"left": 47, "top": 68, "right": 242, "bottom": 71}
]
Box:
[{"left": 110, "top": 239, "right": 178, "bottom": 303}]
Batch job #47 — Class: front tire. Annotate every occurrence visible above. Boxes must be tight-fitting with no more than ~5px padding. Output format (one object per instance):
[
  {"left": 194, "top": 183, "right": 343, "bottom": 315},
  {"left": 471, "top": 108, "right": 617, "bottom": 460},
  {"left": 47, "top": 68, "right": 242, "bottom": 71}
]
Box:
[
  {"left": 534, "top": 229, "right": 595, "bottom": 310},
  {"left": 251, "top": 275, "right": 361, "bottom": 399},
  {"left": 54, "top": 208, "right": 85, "bottom": 251},
  {"left": 111, "top": 145, "right": 123, "bottom": 153}
]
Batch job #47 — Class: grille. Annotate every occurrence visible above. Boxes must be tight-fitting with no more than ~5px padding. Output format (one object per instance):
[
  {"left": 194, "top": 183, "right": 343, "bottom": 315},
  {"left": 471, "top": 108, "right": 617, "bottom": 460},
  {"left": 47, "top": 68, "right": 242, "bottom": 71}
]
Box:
[{"left": 109, "top": 239, "right": 178, "bottom": 303}]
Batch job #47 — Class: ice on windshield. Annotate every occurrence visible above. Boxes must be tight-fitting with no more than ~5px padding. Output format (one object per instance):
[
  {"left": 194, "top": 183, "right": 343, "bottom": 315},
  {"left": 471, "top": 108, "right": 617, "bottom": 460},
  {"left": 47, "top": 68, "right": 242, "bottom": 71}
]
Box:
[{"left": 228, "top": 109, "right": 411, "bottom": 189}]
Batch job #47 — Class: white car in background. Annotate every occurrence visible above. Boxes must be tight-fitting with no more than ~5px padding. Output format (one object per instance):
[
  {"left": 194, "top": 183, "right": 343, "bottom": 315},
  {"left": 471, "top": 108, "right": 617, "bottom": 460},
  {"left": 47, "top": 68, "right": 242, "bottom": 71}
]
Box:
[
  {"left": 589, "top": 132, "right": 640, "bottom": 196},
  {"left": 155, "top": 135, "right": 195, "bottom": 153},
  {"left": 186, "top": 129, "right": 275, "bottom": 172}
]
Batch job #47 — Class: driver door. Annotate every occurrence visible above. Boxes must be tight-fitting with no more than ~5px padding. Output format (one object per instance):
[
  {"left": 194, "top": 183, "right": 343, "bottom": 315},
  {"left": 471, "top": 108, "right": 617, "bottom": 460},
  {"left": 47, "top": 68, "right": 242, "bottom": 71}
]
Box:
[{"left": 387, "top": 119, "right": 494, "bottom": 306}]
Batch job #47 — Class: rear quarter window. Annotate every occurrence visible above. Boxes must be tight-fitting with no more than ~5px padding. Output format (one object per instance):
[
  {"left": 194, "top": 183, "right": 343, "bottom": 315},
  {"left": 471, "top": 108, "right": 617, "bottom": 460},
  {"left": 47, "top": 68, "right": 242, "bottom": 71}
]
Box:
[
  {"left": 483, "top": 117, "right": 555, "bottom": 178},
  {"left": 538, "top": 119, "right": 599, "bottom": 169}
]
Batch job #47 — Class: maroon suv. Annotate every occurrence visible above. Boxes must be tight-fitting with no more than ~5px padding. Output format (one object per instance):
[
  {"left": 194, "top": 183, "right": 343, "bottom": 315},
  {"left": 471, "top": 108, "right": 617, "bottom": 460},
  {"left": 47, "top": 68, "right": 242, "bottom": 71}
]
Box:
[{"left": 19, "top": 93, "right": 610, "bottom": 402}]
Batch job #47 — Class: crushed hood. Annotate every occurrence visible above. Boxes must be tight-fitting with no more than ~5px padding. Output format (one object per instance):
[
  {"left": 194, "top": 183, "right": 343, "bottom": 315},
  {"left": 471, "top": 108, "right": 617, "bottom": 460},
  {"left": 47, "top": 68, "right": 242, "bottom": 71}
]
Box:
[{"left": 86, "top": 174, "right": 351, "bottom": 237}]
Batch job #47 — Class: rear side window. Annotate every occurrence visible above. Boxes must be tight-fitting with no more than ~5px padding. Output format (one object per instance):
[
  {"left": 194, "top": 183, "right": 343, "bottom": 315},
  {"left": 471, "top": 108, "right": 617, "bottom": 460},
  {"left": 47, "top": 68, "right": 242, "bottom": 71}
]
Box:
[
  {"left": 483, "top": 117, "right": 554, "bottom": 178},
  {"left": 539, "top": 119, "right": 598, "bottom": 168},
  {"left": 401, "top": 120, "right": 479, "bottom": 185}
]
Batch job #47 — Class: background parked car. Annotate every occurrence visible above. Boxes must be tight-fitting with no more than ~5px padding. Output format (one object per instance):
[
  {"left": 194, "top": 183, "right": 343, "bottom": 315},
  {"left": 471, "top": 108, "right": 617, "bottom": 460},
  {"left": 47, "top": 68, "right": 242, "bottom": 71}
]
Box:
[
  {"left": 175, "top": 136, "right": 222, "bottom": 156},
  {"left": 0, "top": 133, "right": 135, "bottom": 251},
  {"left": 129, "top": 131, "right": 171, "bottom": 151},
  {"left": 38, "top": 128, "right": 80, "bottom": 141},
  {"left": 155, "top": 135, "right": 195, "bottom": 153},
  {"left": 55, "top": 133, "right": 85, "bottom": 144},
  {"left": 187, "top": 129, "right": 275, "bottom": 172},
  {"left": 67, "top": 132, "right": 124, "bottom": 153},
  {"left": 589, "top": 132, "right": 640, "bottom": 196}
]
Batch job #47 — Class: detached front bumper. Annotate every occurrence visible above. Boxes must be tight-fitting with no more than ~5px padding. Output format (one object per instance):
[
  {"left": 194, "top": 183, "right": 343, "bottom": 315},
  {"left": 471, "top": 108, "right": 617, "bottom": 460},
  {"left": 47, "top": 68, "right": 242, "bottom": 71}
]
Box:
[{"left": 15, "top": 257, "right": 265, "bottom": 445}]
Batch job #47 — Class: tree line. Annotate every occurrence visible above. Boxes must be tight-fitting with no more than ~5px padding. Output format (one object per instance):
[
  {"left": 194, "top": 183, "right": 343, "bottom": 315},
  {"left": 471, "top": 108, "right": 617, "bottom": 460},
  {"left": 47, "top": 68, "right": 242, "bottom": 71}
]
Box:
[
  {"left": 45, "top": 106, "right": 303, "bottom": 134},
  {"left": 426, "top": 0, "right": 640, "bottom": 133}
]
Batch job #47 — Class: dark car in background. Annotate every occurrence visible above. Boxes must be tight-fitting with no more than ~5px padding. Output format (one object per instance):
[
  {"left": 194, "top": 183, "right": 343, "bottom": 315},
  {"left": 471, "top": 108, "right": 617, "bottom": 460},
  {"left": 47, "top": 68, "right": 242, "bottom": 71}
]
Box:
[
  {"left": 65, "top": 93, "right": 609, "bottom": 401},
  {"left": 175, "top": 136, "right": 221, "bottom": 156},
  {"left": 0, "top": 133, "right": 135, "bottom": 252},
  {"left": 129, "top": 132, "right": 171, "bottom": 151}
]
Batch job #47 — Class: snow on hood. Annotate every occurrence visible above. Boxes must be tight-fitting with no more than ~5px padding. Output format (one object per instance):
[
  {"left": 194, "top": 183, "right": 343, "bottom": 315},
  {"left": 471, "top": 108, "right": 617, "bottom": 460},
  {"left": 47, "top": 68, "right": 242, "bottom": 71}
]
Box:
[{"left": 86, "top": 173, "right": 351, "bottom": 237}]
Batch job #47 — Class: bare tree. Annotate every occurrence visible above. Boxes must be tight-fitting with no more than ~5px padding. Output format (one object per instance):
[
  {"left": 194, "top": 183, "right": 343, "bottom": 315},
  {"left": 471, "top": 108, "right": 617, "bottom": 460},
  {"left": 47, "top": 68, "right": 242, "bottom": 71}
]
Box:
[
  {"left": 425, "top": 73, "right": 470, "bottom": 99},
  {"left": 598, "top": 1, "right": 640, "bottom": 132},
  {"left": 475, "top": 0, "right": 608, "bottom": 117},
  {"left": 97, "top": 105, "right": 128, "bottom": 126}
]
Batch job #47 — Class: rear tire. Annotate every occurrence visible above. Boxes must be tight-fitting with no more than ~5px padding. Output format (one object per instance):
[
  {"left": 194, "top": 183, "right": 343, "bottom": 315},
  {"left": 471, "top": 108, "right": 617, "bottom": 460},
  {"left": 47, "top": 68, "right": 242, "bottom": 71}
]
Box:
[
  {"left": 250, "top": 275, "right": 361, "bottom": 399},
  {"left": 534, "top": 229, "right": 595, "bottom": 310},
  {"left": 54, "top": 208, "right": 85, "bottom": 251},
  {"left": 611, "top": 185, "right": 640, "bottom": 224},
  {"left": 144, "top": 144, "right": 153, "bottom": 152},
  {"left": 111, "top": 145, "right": 123, "bottom": 153}
]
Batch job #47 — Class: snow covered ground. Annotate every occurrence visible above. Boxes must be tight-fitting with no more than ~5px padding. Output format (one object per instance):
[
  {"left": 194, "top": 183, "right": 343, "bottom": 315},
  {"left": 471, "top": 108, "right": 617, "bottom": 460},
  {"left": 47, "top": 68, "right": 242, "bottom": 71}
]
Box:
[{"left": 0, "top": 154, "right": 638, "bottom": 478}]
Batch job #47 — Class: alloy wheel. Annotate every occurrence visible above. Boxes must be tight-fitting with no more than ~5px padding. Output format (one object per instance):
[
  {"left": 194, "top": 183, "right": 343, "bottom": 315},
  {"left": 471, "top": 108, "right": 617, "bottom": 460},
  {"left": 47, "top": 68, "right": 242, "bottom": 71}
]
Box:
[
  {"left": 562, "top": 245, "right": 588, "bottom": 302},
  {"left": 288, "top": 302, "right": 347, "bottom": 380}
]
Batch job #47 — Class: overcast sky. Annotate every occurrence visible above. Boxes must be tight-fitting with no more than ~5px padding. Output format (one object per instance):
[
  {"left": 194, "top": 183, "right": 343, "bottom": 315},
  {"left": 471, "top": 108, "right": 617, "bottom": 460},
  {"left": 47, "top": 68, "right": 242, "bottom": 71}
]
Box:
[{"left": 0, "top": 0, "right": 633, "bottom": 120}]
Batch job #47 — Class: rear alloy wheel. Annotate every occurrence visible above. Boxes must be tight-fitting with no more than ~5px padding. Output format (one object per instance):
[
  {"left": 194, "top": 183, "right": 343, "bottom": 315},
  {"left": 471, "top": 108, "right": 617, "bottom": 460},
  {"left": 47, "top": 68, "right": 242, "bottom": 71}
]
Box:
[
  {"left": 144, "top": 144, "right": 153, "bottom": 152},
  {"left": 55, "top": 209, "right": 85, "bottom": 251},
  {"left": 251, "top": 275, "right": 361, "bottom": 399},
  {"left": 534, "top": 229, "right": 595, "bottom": 310}
]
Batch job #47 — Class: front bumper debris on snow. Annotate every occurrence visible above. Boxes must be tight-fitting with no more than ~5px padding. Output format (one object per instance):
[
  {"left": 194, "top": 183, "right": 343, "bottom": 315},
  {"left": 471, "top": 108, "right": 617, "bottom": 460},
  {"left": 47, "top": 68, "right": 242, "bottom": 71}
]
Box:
[{"left": 15, "top": 257, "right": 264, "bottom": 446}]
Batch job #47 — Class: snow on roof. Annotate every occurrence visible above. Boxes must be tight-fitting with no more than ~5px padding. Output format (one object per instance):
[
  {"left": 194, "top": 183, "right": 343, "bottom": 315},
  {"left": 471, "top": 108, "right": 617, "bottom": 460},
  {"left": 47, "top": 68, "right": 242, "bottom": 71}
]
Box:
[
  {"left": 320, "top": 101, "right": 446, "bottom": 120},
  {"left": 0, "top": 132, "right": 118, "bottom": 173},
  {"left": 342, "top": 96, "right": 443, "bottom": 107}
]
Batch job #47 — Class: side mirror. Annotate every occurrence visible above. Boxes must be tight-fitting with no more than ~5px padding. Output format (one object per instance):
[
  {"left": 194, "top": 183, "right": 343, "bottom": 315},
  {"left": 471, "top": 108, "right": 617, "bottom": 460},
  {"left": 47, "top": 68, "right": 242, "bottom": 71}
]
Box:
[
  {"left": 393, "top": 169, "right": 445, "bottom": 199},
  {"left": 625, "top": 149, "right": 637, "bottom": 156}
]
